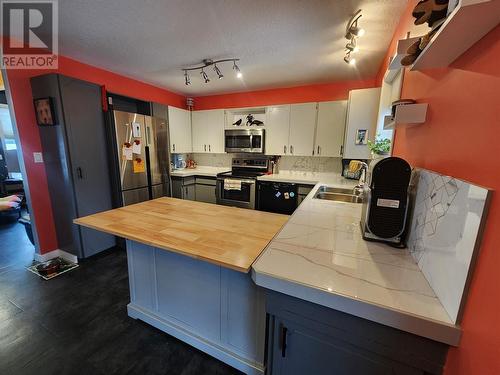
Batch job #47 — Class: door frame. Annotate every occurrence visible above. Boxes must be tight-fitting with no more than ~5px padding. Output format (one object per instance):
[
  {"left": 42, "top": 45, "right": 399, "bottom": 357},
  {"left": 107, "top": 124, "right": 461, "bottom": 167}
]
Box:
[{"left": 1, "top": 69, "right": 42, "bottom": 255}]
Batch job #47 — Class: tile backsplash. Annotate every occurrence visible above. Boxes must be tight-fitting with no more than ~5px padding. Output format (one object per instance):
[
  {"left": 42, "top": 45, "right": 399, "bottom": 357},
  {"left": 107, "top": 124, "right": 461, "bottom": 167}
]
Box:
[
  {"left": 407, "top": 169, "right": 491, "bottom": 323},
  {"left": 174, "top": 153, "right": 342, "bottom": 173}
]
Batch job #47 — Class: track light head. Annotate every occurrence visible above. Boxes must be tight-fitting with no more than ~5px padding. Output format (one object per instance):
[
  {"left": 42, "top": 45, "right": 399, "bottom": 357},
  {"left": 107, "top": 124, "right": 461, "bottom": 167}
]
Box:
[
  {"left": 344, "top": 53, "right": 356, "bottom": 66},
  {"left": 233, "top": 62, "right": 243, "bottom": 79},
  {"left": 345, "top": 38, "right": 359, "bottom": 53},
  {"left": 200, "top": 69, "right": 210, "bottom": 83},
  {"left": 184, "top": 71, "right": 191, "bottom": 86},
  {"left": 351, "top": 25, "right": 365, "bottom": 37},
  {"left": 214, "top": 64, "right": 224, "bottom": 79}
]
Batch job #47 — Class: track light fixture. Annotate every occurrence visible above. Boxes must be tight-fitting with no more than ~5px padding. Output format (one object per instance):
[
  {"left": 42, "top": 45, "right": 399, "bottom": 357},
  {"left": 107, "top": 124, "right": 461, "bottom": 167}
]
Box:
[
  {"left": 200, "top": 69, "right": 210, "bottom": 83},
  {"left": 214, "top": 64, "right": 224, "bottom": 79},
  {"left": 344, "top": 9, "right": 364, "bottom": 65},
  {"left": 233, "top": 61, "right": 243, "bottom": 79},
  {"left": 182, "top": 58, "right": 241, "bottom": 85}
]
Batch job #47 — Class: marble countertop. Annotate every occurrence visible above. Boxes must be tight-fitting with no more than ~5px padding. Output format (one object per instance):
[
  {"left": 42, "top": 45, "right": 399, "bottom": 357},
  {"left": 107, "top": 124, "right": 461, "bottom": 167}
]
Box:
[
  {"left": 252, "top": 179, "right": 461, "bottom": 346},
  {"left": 171, "top": 166, "right": 230, "bottom": 177},
  {"left": 257, "top": 170, "right": 355, "bottom": 185}
]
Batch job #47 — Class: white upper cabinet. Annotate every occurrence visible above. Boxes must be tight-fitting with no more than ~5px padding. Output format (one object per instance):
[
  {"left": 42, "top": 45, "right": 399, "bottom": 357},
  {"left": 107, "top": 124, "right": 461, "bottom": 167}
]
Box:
[
  {"left": 343, "top": 88, "right": 381, "bottom": 160},
  {"left": 288, "top": 103, "right": 317, "bottom": 156},
  {"left": 192, "top": 109, "right": 225, "bottom": 153},
  {"left": 168, "top": 106, "right": 192, "bottom": 153},
  {"left": 314, "top": 101, "right": 347, "bottom": 157},
  {"left": 265, "top": 105, "right": 291, "bottom": 155},
  {"left": 265, "top": 103, "right": 317, "bottom": 156}
]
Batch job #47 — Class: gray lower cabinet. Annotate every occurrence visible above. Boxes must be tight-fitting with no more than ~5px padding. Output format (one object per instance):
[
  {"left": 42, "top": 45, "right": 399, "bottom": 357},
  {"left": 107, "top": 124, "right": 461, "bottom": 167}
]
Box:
[
  {"left": 266, "top": 290, "right": 448, "bottom": 375},
  {"left": 172, "top": 176, "right": 216, "bottom": 203},
  {"left": 195, "top": 177, "right": 216, "bottom": 204},
  {"left": 172, "top": 176, "right": 196, "bottom": 200}
]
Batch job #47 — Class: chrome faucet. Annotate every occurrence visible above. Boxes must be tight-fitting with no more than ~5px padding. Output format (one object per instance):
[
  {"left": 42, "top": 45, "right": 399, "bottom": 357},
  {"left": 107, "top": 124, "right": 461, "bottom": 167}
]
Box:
[{"left": 353, "top": 162, "right": 369, "bottom": 195}]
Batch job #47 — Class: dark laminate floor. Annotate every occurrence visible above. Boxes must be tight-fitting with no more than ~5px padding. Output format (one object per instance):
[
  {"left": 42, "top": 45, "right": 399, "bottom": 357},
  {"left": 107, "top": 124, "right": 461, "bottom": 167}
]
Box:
[{"left": 0, "top": 218, "right": 242, "bottom": 375}]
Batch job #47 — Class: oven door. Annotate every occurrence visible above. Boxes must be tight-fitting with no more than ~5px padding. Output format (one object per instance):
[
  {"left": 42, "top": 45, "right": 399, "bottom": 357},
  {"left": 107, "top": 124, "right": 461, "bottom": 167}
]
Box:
[
  {"left": 216, "top": 178, "right": 256, "bottom": 209},
  {"left": 225, "top": 129, "right": 264, "bottom": 153}
]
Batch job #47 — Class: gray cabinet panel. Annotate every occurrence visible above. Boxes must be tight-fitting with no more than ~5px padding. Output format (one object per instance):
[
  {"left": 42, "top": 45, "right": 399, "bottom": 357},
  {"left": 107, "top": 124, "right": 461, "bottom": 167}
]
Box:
[
  {"left": 184, "top": 184, "right": 196, "bottom": 200},
  {"left": 266, "top": 291, "right": 448, "bottom": 375},
  {"left": 58, "top": 75, "right": 115, "bottom": 257},
  {"left": 171, "top": 178, "right": 183, "bottom": 199},
  {"left": 195, "top": 183, "right": 216, "bottom": 204},
  {"left": 31, "top": 73, "right": 115, "bottom": 258}
]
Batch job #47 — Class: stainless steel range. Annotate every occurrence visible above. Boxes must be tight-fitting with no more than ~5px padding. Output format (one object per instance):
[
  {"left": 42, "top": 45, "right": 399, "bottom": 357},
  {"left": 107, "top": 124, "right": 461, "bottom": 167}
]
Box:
[{"left": 216, "top": 157, "right": 269, "bottom": 209}]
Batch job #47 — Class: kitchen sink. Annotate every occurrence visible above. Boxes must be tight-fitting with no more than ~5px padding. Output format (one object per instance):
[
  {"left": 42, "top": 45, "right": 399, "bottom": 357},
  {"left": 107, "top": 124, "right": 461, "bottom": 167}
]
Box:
[
  {"left": 316, "top": 186, "right": 359, "bottom": 195},
  {"left": 313, "top": 186, "right": 363, "bottom": 203},
  {"left": 314, "top": 192, "right": 363, "bottom": 203}
]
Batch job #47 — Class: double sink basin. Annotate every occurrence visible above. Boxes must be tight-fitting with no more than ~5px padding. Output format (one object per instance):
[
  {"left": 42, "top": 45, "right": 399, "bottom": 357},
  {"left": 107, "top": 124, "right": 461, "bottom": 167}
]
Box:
[{"left": 313, "top": 186, "right": 363, "bottom": 204}]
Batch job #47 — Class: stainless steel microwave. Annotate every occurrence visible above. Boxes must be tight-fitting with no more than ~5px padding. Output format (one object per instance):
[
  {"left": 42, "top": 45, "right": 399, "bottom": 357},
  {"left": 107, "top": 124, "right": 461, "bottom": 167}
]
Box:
[{"left": 225, "top": 129, "right": 265, "bottom": 153}]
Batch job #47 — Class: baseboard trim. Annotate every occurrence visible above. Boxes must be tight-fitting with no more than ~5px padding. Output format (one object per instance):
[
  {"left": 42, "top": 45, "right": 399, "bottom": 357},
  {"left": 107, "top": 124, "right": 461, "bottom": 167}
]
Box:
[{"left": 34, "top": 249, "right": 78, "bottom": 264}]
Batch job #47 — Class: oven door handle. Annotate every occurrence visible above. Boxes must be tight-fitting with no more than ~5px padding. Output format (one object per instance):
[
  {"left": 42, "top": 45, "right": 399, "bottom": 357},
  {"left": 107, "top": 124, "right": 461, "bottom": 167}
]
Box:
[{"left": 217, "top": 178, "right": 256, "bottom": 185}]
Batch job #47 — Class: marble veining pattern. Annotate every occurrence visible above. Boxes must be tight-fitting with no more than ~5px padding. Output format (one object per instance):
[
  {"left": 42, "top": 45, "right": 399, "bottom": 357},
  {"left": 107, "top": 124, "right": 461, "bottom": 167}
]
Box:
[
  {"left": 253, "top": 181, "right": 453, "bottom": 325},
  {"left": 407, "top": 169, "right": 490, "bottom": 323}
]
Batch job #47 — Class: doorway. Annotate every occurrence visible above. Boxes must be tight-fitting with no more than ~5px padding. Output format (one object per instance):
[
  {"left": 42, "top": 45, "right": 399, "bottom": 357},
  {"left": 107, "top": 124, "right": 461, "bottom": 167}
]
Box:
[{"left": 0, "top": 72, "right": 36, "bottom": 270}]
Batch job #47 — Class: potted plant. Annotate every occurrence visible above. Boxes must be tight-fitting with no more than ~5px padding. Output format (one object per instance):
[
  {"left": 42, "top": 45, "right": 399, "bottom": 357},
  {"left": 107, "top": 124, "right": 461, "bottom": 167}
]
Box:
[{"left": 367, "top": 136, "right": 391, "bottom": 159}]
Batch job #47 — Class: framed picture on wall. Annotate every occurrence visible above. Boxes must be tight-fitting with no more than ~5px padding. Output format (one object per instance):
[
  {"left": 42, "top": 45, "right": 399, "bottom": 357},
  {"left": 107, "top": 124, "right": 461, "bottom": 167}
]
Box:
[
  {"left": 34, "top": 97, "right": 57, "bottom": 126},
  {"left": 355, "top": 129, "right": 368, "bottom": 145}
]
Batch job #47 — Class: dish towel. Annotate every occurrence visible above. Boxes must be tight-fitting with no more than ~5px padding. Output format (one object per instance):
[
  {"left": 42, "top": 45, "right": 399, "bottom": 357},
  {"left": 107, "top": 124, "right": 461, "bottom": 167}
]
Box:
[{"left": 224, "top": 179, "right": 242, "bottom": 191}]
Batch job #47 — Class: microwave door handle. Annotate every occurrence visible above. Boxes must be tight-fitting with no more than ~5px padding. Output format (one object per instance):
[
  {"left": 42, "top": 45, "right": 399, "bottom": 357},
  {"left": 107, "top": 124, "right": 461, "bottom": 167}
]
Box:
[{"left": 249, "top": 134, "right": 253, "bottom": 151}]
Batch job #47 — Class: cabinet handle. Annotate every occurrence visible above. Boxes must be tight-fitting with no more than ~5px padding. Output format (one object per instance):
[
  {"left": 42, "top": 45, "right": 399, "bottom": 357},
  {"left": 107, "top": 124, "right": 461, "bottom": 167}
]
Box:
[
  {"left": 209, "top": 144, "right": 211, "bottom": 152},
  {"left": 76, "top": 167, "right": 83, "bottom": 179},
  {"left": 284, "top": 145, "right": 287, "bottom": 154},
  {"left": 173, "top": 144, "right": 176, "bottom": 152},
  {"left": 204, "top": 144, "right": 207, "bottom": 152},
  {"left": 290, "top": 145, "right": 294, "bottom": 154},
  {"left": 280, "top": 324, "right": 288, "bottom": 358},
  {"left": 317, "top": 145, "right": 320, "bottom": 155},
  {"left": 340, "top": 145, "right": 343, "bottom": 156}
]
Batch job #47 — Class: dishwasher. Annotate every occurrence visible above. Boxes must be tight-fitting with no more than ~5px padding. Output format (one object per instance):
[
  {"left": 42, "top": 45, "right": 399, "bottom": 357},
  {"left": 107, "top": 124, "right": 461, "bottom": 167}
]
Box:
[{"left": 257, "top": 181, "right": 298, "bottom": 215}]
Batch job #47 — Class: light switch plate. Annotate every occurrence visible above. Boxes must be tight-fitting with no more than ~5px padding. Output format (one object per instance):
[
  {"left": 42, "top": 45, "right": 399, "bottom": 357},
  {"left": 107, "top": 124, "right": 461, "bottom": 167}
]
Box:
[{"left": 33, "top": 152, "right": 44, "bottom": 163}]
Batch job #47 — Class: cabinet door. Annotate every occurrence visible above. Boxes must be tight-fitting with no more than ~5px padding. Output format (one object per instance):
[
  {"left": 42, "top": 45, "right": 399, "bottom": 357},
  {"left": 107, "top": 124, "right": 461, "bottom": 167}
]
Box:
[
  {"left": 192, "top": 109, "right": 225, "bottom": 153},
  {"left": 183, "top": 184, "right": 196, "bottom": 200},
  {"left": 191, "top": 110, "right": 208, "bottom": 153},
  {"left": 343, "top": 88, "right": 381, "bottom": 160},
  {"left": 315, "top": 101, "right": 347, "bottom": 157},
  {"left": 265, "top": 105, "right": 291, "bottom": 155},
  {"left": 168, "top": 106, "right": 192, "bottom": 153},
  {"left": 288, "top": 103, "right": 317, "bottom": 156},
  {"left": 195, "top": 184, "right": 216, "bottom": 204},
  {"left": 272, "top": 318, "right": 402, "bottom": 375}
]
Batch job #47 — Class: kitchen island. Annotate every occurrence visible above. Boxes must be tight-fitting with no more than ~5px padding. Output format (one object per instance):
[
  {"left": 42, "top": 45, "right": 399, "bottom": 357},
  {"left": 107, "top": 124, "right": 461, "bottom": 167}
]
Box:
[{"left": 75, "top": 198, "right": 288, "bottom": 375}]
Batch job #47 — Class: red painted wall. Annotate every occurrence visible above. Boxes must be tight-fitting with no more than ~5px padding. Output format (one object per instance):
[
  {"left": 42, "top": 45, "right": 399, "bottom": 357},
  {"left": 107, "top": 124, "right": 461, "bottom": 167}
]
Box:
[
  {"left": 6, "top": 55, "right": 186, "bottom": 254},
  {"left": 380, "top": 2, "right": 500, "bottom": 373},
  {"left": 193, "top": 79, "right": 377, "bottom": 110}
]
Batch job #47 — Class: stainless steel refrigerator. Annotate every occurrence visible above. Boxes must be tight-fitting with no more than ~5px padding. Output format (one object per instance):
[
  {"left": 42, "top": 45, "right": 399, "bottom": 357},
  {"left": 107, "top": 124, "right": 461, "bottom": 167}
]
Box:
[{"left": 113, "top": 110, "right": 170, "bottom": 205}]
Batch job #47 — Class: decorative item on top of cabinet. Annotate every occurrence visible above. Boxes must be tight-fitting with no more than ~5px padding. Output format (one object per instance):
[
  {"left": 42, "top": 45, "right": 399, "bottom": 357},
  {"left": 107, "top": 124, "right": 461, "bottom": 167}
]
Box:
[
  {"left": 314, "top": 101, "right": 347, "bottom": 157},
  {"left": 191, "top": 109, "right": 225, "bottom": 153},
  {"left": 225, "top": 107, "right": 266, "bottom": 129},
  {"left": 168, "top": 106, "right": 192, "bottom": 153}
]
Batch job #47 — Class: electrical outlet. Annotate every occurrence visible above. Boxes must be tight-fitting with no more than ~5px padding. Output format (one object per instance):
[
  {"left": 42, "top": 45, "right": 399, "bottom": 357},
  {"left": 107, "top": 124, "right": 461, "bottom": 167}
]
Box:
[{"left": 33, "top": 152, "right": 44, "bottom": 163}]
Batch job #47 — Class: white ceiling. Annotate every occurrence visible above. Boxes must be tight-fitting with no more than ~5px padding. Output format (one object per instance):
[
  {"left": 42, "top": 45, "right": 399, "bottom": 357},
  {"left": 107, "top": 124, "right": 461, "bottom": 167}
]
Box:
[{"left": 58, "top": 0, "right": 408, "bottom": 96}]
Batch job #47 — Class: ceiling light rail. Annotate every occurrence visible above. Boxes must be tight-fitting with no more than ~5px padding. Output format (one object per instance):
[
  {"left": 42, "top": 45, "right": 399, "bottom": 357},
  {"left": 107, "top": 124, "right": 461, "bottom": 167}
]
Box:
[
  {"left": 182, "top": 58, "right": 242, "bottom": 85},
  {"left": 344, "top": 9, "right": 365, "bottom": 66}
]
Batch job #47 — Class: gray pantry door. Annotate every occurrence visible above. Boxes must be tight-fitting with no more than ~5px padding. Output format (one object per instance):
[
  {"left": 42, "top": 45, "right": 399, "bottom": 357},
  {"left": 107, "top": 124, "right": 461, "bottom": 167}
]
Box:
[{"left": 59, "top": 76, "right": 115, "bottom": 257}]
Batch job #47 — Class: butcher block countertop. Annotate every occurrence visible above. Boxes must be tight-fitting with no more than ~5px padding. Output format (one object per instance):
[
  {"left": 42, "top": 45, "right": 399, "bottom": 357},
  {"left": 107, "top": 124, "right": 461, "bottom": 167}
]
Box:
[{"left": 74, "top": 197, "right": 288, "bottom": 273}]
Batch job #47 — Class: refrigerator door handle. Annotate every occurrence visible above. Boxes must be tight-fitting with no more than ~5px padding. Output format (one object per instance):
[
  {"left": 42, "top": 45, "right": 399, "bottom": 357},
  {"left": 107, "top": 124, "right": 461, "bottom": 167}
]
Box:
[
  {"left": 146, "top": 125, "right": 151, "bottom": 146},
  {"left": 76, "top": 167, "right": 83, "bottom": 179}
]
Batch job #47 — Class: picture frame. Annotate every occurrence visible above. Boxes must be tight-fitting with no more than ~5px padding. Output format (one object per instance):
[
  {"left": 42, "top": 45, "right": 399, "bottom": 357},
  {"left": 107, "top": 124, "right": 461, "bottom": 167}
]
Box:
[
  {"left": 355, "top": 129, "right": 368, "bottom": 145},
  {"left": 34, "top": 97, "right": 57, "bottom": 126}
]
